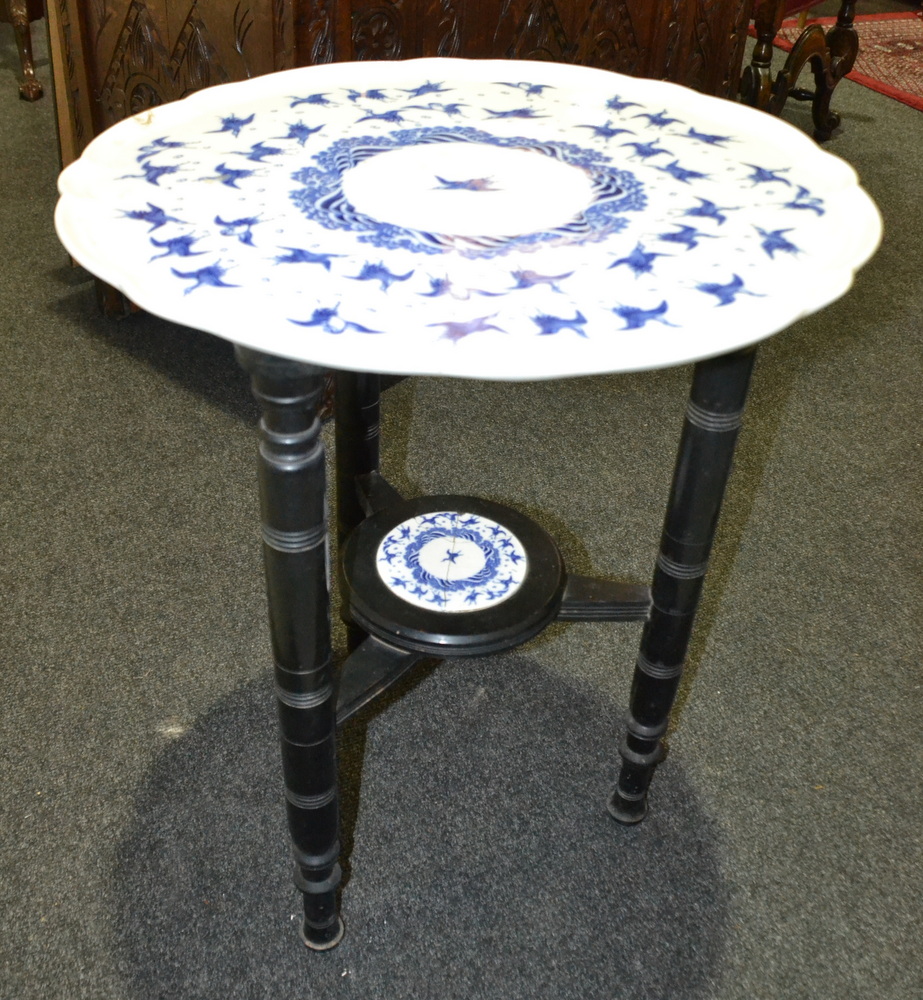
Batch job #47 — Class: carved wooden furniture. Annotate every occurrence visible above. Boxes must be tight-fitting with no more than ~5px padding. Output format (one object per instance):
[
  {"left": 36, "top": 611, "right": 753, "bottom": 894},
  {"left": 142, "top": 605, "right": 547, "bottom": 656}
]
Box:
[
  {"left": 1, "top": 0, "right": 44, "bottom": 99},
  {"left": 47, "top": 0, "right": 757, "bottom": 170},
  {"left": 742, "top": 0, "right": 859, "bottom": 140},
  {"left": 55, "top": 57, "right": 881, "bottom": 950}
]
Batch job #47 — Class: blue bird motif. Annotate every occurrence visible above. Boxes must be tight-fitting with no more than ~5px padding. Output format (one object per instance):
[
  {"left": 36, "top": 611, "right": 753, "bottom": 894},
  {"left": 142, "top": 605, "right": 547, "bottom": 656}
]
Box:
[
  {"left": 745, "top": 164, "right": 792, "bottom": 187},
  {"left": 464, "top": 591, "right": 482, "bottom": 604},
  {"left": 274, "top": 247, "right": 342, "bottom": 269},
  {"left": 682, "top": 198, "right": 737, "bottom": 225},
  {"left": 495, "top": 81, "right": 553, "bottom": 95},
  {"left": 402, "top": 101, "right": 468, "bottom": 116},
  {"left": 214, "top": 215, "right": 259, "bottom": 246},
  {"left": 401, "top": 81, "right": 450, "bottom": 97},
  {"left": 442, "top": 549, "right": 462, "bottom": 564},
  {"left": 170, "top": 264, "right": 238, "bottom": 294},
  {"left": 510, "top": 270, "right": 574, "bottom": 292},
  {"left": 696, "top": 274, "right": 762, "bottom": 306},
  {"left": 613, "top": 300, "right": 676, "bottom": 330},
  {"left": 210, "top": 113, "right": 255, "bottom": 137},
  {"left": 576, "top": 121, "right": 635, "bottom": 140},
  {"left": 289, "top": 93, "right": 333, "bottom": 107},
  {"left": 783, "top": 186, "right": 826, "bottom": 216},
  {"left": 621, "top": 140, "right": 671, "bottom": 160},
  {"left": 346, "top": 88, "right": 388, "bottom": 102},
  {"left": 483, "top": 107, "right": 548, "bottom": 119},
  {"left": 418, "top": 277, "right": 499, "bottom": 299},
  {"left": 212, "top": 163, "right": 255, "bottom": 188},
  {"left": 149, "top": 235, "right": 204, "bottom": 260},
  {"left": 275, "top": 123, "right": 323, "bottom": 145},
  {"left": 122, "top": 203, "right": 184, "bottom": 231},
  {"left": 420, "top": 277, "right": 454, "bottom": 297},
  {"left": 137, "top": 137, "right": 186, "bottom": 162},
  {"left": 609, "top": 243, "right": 669, "bottom": 277},
  {"left": 756, "top": 227, "right": 801, "bottom": 258},
  {"left": 288, "top": 305, "right": 381, "bottom": 334},
  {"left": 632, "top": 109, "right": 682, "bottom": 128},
  {"left": 350, "top": 262, "right": 414, "bottom": 290},
  {"left": 427, "top": 315, "right": 505, "bottom": 342},
  {"left": 433, "top": 175, "right": 498, "bottom": 191},
  {"left": 121, "top": 162, "right": 179, "bottom": 186},
  {"left": 531, "top": 312, "right": 587, "bottom": 336},
  {"left": 682, "top": 127, "right": 732, "bottom": 146},
  {"left": 235, "top": 141, "right": 284, "bottom": 162},
  {"left": 356, "top": 109, "right": 408, "bottom": 124},
  {"left": 657, "top": 225, "right": 718, "bottom": 251},
  {"left": 654, "top": 160, "right": 708, "bottom": 184},
  {"left": 606, "top": 95, "right": 641, "bottom": 112}
]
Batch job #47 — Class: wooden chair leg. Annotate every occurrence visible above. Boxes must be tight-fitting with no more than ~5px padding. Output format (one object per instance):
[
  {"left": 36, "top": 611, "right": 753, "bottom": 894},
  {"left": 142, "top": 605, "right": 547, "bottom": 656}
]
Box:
[
  {"left": 740, "top": 0, "right": 787, "bottom": 113},
  {"left": 741, "top": 0, "right": 858, "bottom": 142},
  {"left": 8, "top": 0, "right": 43, "bottom": 101}
]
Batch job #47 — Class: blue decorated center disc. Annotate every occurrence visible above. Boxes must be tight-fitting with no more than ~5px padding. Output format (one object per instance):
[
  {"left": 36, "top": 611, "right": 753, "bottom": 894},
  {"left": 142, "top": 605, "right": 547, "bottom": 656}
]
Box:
[{"left": 376, "top": 511, "right": 528, "bottom": 612}]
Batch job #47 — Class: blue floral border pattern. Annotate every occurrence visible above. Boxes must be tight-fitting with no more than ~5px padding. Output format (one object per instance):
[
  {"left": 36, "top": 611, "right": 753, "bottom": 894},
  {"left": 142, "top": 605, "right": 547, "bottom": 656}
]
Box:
[
  {"left": 377, "top": 511, "right": 528, "bottom": 612},
  {"left": 289, "top": 126, "right": 647, "bottom": 258}
]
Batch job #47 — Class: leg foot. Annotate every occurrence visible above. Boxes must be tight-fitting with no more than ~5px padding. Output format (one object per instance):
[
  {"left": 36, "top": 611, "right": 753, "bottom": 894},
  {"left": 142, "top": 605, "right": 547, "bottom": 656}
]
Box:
[
  {"left": 301, "top": 915, "right": 346, "bottom": 951},
  {"left": 606, "top": 789, "right": 648, "bottom": 825},
  {"left": 19, "top": 78, "right": 43, "bottom": 101}
]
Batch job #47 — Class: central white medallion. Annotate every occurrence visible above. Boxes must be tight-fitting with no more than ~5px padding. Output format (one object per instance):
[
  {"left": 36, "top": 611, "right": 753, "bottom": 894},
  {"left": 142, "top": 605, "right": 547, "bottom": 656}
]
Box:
[{"left": 341, "top": 141, "right": 595, "bottom": 237}]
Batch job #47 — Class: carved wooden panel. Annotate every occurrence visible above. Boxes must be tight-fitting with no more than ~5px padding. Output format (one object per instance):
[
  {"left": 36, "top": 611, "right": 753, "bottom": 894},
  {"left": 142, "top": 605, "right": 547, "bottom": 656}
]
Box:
[
  {"left": 49, "top": 0, "right": 295, "bottom": 162},
  {"left": 49, "top": 0, "right": 754, "bottom": 168}
]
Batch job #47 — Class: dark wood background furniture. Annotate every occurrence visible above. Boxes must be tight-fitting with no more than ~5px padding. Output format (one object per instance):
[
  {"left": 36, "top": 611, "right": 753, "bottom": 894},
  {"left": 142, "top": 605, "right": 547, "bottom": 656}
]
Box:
[
  {"left": 1, "top": 0, "right": 44, "bottom": 99},
  {"left": 741, "top": 0, "right": 858, "bottom": 139},
  {"left": 47, "top": 0, "right": 756, "bottom": 169}
]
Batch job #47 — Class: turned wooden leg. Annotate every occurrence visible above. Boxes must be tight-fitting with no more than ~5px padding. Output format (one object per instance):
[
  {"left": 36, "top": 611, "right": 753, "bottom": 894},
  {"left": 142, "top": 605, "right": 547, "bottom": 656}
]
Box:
[
  {"left": 9, "top": 0, "right": 43, "bottom": 101},
  {"left": 609, "top": 348, "right": 757, "bottom": 824},
  {"left": 236, "top": 347, "right": 344, "bottom": 950},
  {"left": 740, "top": 0, "right": 785, "bottom": 111},
  {"left": 335, "top": 371, "right": 382, "bottom": 651}
]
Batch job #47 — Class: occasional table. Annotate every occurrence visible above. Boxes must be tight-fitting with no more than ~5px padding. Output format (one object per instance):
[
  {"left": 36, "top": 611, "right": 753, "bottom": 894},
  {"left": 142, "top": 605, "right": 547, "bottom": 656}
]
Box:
[{"left": 55, "top": 57, "right": 881, "bottom": 951}]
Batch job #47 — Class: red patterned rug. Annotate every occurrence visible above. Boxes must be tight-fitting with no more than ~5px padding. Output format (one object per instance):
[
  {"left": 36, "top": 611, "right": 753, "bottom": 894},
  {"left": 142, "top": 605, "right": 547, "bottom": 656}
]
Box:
[{"left": 775, "top": 12, "right": 923, "bottom": 111}]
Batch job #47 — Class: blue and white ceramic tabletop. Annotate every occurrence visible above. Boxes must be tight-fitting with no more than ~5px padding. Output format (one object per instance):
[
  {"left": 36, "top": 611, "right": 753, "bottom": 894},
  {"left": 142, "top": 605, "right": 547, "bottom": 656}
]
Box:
[{"left": 55, "top": 58, "right": 881, "bottom": 380}]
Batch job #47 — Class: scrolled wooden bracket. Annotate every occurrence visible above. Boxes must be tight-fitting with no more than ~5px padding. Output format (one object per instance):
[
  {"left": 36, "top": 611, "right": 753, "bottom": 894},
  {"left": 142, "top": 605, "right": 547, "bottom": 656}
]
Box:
[{"left": 741, "top": 0, "right": 858, "bottom": 141}]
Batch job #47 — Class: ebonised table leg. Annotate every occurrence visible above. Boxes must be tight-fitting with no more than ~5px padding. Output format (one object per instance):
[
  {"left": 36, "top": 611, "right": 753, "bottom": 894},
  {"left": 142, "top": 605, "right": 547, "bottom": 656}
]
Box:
[
  {"left": 335, "top": 371, "right": 382, "bottom": 652},
  {"left": 609, "top": 347, "right": 757, "bottom": 824},
  {"left": 335, "top": 371, "right": 382, "bottom": 544},
  {"left": 236, "top": 347, "right": 344, "bottom": 950}
]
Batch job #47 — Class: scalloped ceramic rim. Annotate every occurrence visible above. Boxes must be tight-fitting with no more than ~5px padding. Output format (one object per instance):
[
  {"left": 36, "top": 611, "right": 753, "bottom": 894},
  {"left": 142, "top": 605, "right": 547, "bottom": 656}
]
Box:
[{"left": 55, "top": 57, "right": 882, "bottom": 381}]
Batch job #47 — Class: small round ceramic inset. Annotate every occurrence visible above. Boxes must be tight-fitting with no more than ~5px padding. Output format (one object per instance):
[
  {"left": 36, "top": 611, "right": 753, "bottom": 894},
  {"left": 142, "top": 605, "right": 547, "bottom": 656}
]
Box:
[{"left": 376, "top": 511, "right": 528, "bottom": 612}]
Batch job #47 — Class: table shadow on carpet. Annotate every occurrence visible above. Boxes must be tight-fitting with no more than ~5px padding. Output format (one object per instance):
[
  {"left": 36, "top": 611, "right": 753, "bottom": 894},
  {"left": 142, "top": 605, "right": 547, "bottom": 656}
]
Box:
[{"left": 111, "top": 656, "right": 729, "bottom": 1000}]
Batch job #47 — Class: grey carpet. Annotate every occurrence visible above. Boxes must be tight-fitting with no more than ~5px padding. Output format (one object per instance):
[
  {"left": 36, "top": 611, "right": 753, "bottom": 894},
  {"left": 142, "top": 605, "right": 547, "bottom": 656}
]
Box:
[{"left": 1, "top": 21, "right": 921, "bottom": 1000}]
